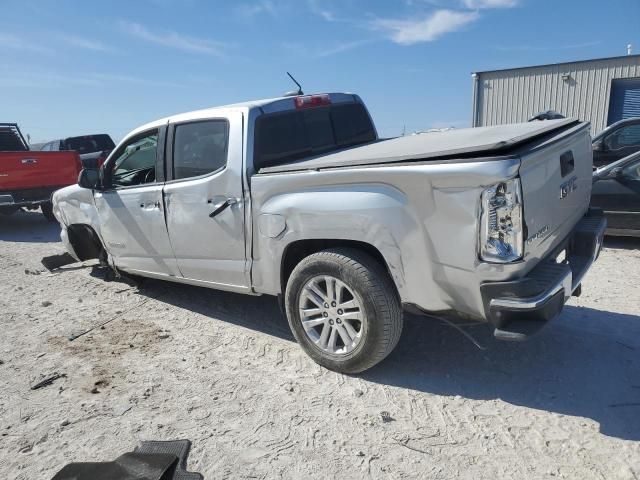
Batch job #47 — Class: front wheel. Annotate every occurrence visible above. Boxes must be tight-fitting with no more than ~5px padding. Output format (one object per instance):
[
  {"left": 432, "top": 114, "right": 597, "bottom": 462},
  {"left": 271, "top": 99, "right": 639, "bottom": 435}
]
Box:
[{"left": 285, "top": 248, "right": 403, "bottom": 374}]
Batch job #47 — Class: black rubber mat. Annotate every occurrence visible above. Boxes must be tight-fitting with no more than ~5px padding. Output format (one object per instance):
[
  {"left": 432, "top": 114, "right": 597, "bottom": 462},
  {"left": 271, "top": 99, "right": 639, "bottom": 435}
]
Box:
[
  {"left": 51, "top": 453, "right": 178, "bottom": 480},
  {"left": 136, "top": 440, "right": 203, "bottom": 480},
  {"left": 50, "top": 439, "right": 203, "bottom": 480},
  {"left": 41, "top": 252, "right": 77, "bottom": 271}
]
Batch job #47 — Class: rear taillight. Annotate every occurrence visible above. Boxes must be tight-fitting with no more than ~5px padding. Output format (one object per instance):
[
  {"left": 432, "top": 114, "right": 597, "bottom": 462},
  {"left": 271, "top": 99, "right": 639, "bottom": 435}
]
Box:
[
  {"left": 479, "top": 178, "right": 524, "bottom": 263},
  {"left": 294, "top": 94, "right": 331, "bottom": 109}
]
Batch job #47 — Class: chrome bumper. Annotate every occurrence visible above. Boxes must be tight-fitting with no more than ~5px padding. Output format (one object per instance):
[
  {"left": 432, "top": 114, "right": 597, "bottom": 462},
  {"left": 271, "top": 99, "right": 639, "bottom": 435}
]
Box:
[
  {"left": 0, "top": 188, "right": 57, "bottom": 207},
  {"left": 480, "top": 209, "right": 606, "bottom": 340}
]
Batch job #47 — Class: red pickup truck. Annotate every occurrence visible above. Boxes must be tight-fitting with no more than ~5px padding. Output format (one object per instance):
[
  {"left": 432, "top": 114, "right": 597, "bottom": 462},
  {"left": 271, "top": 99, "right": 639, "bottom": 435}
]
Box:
[{"left": 0, "top": 123, "right": 82, "bottom": 221}]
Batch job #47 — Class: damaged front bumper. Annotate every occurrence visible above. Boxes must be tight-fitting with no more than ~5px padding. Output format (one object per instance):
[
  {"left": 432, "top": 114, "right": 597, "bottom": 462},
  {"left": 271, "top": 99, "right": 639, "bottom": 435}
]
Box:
[{"left": 480, "top": 209, "right": 606, "bottom": 340}]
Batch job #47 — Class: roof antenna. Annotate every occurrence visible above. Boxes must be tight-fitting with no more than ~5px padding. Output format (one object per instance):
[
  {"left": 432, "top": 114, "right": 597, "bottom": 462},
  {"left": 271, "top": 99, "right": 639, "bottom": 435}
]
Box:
[{"left": 284, "top": 72, "right": 304, "bottom": 97}]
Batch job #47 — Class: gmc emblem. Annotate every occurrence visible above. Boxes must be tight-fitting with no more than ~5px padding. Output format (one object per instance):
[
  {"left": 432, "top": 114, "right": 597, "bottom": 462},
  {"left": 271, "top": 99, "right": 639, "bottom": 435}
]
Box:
[{"left": 559, "top": 176, "right": 578, "bottom": 200}]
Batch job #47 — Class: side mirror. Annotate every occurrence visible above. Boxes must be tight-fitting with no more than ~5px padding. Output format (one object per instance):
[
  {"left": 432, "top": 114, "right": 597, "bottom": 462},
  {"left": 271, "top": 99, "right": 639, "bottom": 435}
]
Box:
[
  {"left": 607, "top": 167, "right": 624, "bottom": 179},
  {"left": 593, "top": 141, "right": 604, "bottom": 152},
  {"left": 77, "top": 168, "right": 101, "bottom": 190}
]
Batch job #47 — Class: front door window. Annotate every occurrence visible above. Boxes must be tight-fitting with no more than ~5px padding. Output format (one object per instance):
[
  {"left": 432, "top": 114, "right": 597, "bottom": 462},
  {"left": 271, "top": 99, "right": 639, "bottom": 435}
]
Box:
[{"left": 110, "top": 131, "right": 158, "bottom": 188}]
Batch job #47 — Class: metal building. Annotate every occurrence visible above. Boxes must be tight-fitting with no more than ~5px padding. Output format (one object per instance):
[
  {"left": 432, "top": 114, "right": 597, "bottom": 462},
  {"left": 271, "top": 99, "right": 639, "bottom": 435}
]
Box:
[{"left": 472, "top": 54, "right": 640, "bottom": 134}]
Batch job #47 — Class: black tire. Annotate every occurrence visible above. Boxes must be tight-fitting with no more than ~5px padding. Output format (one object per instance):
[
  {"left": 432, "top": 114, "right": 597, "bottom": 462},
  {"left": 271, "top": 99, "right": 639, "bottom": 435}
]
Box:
[
  {"left": 41, "top": 202, "right": 56, "bottom": 222},
  {"left": 285, "top": 248, "right": 403, "bottom": 374}
]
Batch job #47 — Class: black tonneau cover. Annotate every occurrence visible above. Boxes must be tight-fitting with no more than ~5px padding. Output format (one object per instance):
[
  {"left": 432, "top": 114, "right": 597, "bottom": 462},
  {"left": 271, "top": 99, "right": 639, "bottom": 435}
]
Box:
[{"left": 258, "top": 118, "right": 581, "bottom": 174}]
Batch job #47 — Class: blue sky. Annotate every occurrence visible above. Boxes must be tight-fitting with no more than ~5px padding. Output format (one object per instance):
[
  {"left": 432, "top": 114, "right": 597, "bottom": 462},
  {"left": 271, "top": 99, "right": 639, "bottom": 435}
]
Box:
[{"left": 2, "top": 0, "right": 639, "bottom": 143}]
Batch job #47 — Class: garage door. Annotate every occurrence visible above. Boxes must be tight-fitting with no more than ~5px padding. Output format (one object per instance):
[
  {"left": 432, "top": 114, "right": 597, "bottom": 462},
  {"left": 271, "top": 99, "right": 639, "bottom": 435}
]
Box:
[{"left": 608, "top": 77, "right": 640, "bottom": 125}]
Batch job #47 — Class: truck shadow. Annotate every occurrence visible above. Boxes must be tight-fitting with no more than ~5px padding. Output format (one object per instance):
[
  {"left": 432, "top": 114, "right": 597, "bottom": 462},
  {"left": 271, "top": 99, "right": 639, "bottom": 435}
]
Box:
[
  {"left": 0, "top": 209, "right": 60, "bottom": 243},
  {"left": 604, "top": 236, "right": 640, "bottom": 250},
  {"left": 90, "top": 267, "right": 295, "bottom": 341},
  {"left": 366, "top": 306, "right": 640, "bottom": 442},
  {"left": 93, "top": 268, "right": 640, "bottom": 442}
]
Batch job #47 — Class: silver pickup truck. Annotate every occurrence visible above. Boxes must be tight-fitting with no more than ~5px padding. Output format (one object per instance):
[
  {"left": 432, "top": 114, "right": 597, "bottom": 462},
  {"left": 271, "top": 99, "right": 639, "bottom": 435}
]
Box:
[{"left": 52, "top": 93, "right": 606, "bottom": 373}]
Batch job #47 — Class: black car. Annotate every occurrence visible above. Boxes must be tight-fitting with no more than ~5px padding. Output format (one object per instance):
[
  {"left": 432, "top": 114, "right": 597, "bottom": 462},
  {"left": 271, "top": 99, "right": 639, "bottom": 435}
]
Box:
[
  {"left": 592, "top": 117, "right": 640, "bottom": 169},
  {"left": 591, "top": 150, "right": 640, "bottom": 236}
]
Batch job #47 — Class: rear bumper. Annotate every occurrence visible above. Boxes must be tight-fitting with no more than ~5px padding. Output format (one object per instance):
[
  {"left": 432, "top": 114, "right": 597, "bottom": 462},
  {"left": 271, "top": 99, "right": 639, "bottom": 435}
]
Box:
[
  {"left": 480, "top": 209, "right": 606, "bottom": 339},
  {"left": 0, "top": 187, "right": 62, "bottom": 208}
]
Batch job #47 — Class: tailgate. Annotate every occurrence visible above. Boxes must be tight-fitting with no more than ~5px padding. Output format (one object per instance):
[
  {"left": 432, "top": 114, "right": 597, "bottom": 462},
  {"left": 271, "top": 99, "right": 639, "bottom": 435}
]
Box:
[
  {"left": 0, "top": 151, "right": 81, "bottom": 191},
  {"left": 518, "top": 122, "right": 593, "bottom": 261}
]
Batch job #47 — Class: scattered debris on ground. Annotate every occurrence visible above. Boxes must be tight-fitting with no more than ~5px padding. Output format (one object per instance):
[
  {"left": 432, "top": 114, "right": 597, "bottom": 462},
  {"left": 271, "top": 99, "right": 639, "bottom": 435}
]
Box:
[{"left": 30, "top": 373, "right": 66, "bottom": 390}]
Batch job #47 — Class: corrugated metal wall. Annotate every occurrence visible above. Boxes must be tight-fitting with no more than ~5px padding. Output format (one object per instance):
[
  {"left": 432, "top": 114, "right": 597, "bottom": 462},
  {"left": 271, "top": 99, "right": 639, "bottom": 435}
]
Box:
[{"left": 474, "top": 55, "right": 640, "bottom": 133}]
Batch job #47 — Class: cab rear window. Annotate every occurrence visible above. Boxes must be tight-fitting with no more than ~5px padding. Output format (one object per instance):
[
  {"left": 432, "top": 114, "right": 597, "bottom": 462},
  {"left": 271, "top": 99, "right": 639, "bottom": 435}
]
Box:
[{"left": 254, "top": 103, "right": 375, "bottom": 169}]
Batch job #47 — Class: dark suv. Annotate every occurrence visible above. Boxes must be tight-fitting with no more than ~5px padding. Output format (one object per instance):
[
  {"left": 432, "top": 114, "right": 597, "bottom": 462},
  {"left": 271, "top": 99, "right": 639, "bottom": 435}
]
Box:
[
  {"left": 41, "top": 134, "right": 115, "bottom": 169},
  {"left": 592, "top": 118, "right": 640, "bottom": 168}
]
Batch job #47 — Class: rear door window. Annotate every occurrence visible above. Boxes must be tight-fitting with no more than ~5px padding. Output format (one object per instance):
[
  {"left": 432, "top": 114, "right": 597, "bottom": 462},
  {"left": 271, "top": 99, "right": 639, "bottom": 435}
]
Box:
[
  {"left": 172, "top": 120, "right": 229, "bottom": 180},
  {"left": 254, "top": 103, "right": 375, "bottom": 169}
]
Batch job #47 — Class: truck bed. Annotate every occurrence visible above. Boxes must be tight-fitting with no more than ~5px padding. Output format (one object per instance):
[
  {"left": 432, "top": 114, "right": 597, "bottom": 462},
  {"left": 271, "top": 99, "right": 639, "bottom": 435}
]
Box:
[
  {"left": 258, "top": 118, "right": 581, "bottom": 174},
  {"left": 0, "top": 151, "right": 81, "bottom": 192}
]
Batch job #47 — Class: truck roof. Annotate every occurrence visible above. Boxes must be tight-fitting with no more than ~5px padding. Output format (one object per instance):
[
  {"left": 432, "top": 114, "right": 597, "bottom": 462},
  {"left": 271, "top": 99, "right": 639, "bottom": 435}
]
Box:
[{"left": 128, "top": 93, "right": 360, "bottom": 139}]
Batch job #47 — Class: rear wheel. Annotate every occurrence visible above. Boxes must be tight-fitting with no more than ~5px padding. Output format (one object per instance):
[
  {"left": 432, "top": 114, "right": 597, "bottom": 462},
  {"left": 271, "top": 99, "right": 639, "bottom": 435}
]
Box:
[
  {"left": 285, "top": 248, "right": 403, "bottom": 374},
  {"left": 41, "top": 202, "right": 56, "bottom": 222}
]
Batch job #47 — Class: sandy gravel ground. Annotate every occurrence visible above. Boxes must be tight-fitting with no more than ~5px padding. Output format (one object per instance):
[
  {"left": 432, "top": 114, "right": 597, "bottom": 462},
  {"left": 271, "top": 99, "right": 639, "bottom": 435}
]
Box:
[{"left": 1, "top": 209, "right": 639, "bottom": 479}]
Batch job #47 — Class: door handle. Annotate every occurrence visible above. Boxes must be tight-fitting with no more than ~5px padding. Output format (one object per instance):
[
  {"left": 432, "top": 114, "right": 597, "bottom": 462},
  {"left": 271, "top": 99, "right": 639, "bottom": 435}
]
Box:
[
  {"left": 21, "top": 158, "right": 38, "bottom": 165},
  {"left": 209, "top": 198, "right": 237, "bottom": 218},
  {"left": 140, "top": 201, "right": 161, "bottom": 209}
]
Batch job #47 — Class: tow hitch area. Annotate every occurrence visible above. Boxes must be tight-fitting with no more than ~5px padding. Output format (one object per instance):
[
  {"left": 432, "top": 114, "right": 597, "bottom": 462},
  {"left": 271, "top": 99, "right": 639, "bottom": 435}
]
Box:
[{"left": 483, "top": 209, "right": 606, "bottom": 342}]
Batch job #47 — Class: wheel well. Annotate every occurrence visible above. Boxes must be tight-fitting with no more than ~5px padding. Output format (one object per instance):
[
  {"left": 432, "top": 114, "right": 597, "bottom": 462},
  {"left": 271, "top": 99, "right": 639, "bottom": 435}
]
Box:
[
  {"left": 67, "top": 224, "right": 104, "bottom": 261},
  {"left": 280, "top": 239, "right": 392, "bottom": 292}
]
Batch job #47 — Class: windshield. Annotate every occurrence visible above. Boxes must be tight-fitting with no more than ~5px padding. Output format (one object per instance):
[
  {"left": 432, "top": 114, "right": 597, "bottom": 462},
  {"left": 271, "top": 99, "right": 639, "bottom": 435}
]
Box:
[{"left": 64, "top": 134, "right": 115, "bottom": 154}]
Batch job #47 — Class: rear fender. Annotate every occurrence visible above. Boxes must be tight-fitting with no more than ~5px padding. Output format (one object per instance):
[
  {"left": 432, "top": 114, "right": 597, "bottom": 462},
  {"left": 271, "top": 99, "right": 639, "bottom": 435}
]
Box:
[{"left": 251, "top": 184, "right": 423, "bottom": 299}]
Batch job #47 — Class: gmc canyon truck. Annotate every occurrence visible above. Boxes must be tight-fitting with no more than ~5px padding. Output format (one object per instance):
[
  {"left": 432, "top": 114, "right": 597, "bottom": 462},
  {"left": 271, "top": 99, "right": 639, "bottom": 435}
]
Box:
[
  {"left": 52, "top": 93, "right": 606, "bottom": 373},
  {"left": 0, "top": 123, "right": 82, "bottom": 221}
]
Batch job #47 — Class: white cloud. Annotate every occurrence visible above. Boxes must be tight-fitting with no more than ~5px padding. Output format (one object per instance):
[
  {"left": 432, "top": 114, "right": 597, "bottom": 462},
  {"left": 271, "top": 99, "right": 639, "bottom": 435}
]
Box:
[
  {"left": 0, "top": 68, "right": 182, "bottom": 89},
  {"left": 462, "top": 0, "right": 517, "bottom": 8},
  {"left": 120, "top": 21, "right": 230, "bottom": 56},
  {"left": 317, "top": 39, "right": 374, "bottom": 57},
  {"left": 58, "top": 34, "right": 114, "bottom": 52},
  {"left": 307, "top": 0, "right": 337, "bottom": 21},
  {"left": 235, "top": 0, "right": 280, "bottom": 18},
  {"left": 0, "top": 33, "right": 53, "bottom": 54},
  {"left": 373, "top": 9, "right": 479, "bottom": 45},
  {"left": 282, "top": 38, "right": 372, "bottom": 58}
]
